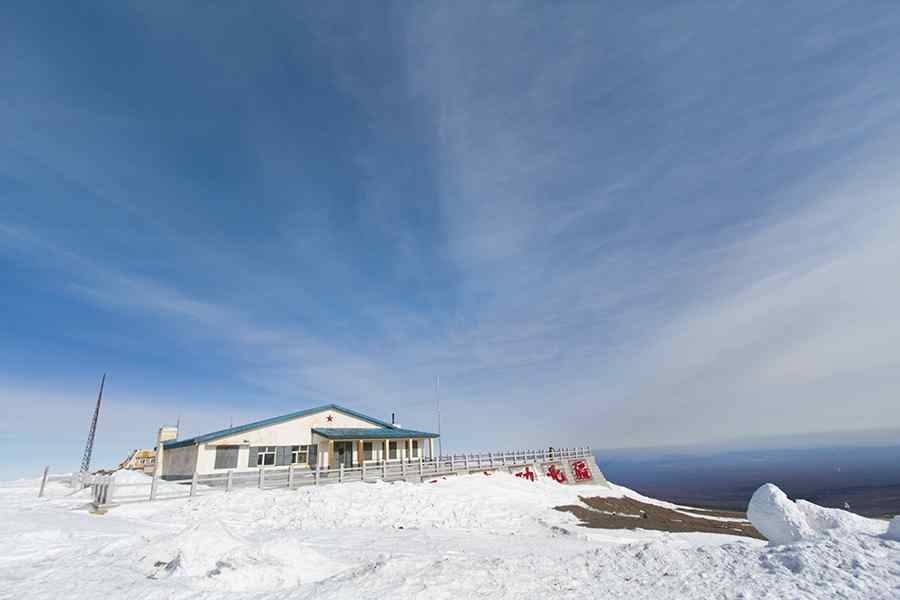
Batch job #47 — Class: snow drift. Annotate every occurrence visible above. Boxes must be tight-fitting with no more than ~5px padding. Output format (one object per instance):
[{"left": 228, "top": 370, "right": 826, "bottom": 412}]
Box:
[
  {"left": 4, "top": 473, "right": 899, "bottom": 599},
  {"left": 747, "top": 483, "right": 815, "bottom": 544},
  {"left": 886, "top": 516, "right": 900, "bottom": 542},
  {"left": 748, "top": 482, "right": 894, "bottom": 544}
]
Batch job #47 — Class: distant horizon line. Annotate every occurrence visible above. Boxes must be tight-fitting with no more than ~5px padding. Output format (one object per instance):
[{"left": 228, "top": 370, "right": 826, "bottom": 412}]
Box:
[{"left": 594, "top": 425, "right": 900, "bottom": 456}]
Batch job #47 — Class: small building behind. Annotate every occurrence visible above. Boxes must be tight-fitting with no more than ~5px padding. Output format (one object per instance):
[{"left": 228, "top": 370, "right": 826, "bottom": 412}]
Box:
[
  {"left": 119, "top": 427, "right": 178, "bottom": 473},
  {"left": 119, "top": 449, "right": 157, "bottom": 473},
  {"left": 160, "top": 404, "right": 439, "bottom": 479}
]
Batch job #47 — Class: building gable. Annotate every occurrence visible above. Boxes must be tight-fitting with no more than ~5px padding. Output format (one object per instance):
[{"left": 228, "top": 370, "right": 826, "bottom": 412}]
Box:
[{"left": 163, "top": 404, "right": 393, "bottom": 449}]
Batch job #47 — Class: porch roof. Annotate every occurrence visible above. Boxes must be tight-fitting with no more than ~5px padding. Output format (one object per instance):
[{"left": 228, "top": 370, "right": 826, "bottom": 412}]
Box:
[{"left": 312, "top": 427, "right": 439, "bottom": 440}]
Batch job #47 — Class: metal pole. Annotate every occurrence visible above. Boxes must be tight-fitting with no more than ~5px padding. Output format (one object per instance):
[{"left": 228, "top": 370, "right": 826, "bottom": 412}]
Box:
[
  {"left": 150, "top": 426, "right": 163, "bottom": 502},
  {"left": 190, "top": 471, "right": 198, "bottom": 497},
  {"left": 226, "top": 470, "right": 233, "bottom": 492},
  {"left": 80, "top": 374, "right": 106, "bottom": 473},
  {"left": 288, "top": 464, "right": 295, "bottom": 489},
  {"left": 38, "top": 466, "right": 49, "bottom": 498},
  {"left": 436, "top": 375, "right": 442, "bottom": 457}
]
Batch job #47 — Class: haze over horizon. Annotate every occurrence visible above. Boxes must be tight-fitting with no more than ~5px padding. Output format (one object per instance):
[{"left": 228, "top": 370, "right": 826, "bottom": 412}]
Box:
[{"left": 3, "top": 2, "right": 900, "bottom": 477}]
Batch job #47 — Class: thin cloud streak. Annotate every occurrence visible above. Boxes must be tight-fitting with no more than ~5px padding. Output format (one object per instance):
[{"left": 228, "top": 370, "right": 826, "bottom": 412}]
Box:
[{"left": 2, "top": 3, "right": 900, "bottom": 477}]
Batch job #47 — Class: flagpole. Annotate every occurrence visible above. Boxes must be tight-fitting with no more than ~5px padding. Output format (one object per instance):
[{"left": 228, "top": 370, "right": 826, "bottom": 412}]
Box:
[{"left": 436, "top": 375, "right": 442, "bottom": 457}]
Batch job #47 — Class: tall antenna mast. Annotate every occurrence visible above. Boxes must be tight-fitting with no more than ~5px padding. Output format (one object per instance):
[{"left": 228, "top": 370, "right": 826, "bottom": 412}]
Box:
[
  {"left": 80, "top": 373, "right": 106, "bottom": 473},
  {"left": 436, "top": 375, "right": 442, "bottom": 457}
]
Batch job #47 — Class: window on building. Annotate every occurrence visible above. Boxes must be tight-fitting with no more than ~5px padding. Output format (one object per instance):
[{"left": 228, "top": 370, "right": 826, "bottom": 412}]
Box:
[
  {"left": 215, "top": 445, "right": 239, "bottom": 469},
  {"left": 256, "top": 446, "right": 276, "bottom": 466},
  {"left": 307, "top": 444, "right": 318, "bottom": 467},
  {"left": 290, "top": 445, "right": 316, "bottom": 465},
  {"left": 412, "top": 440, "right": 419, "bottom": 457},
  {"left": 389, "top": 441, "right": 398, "bottom": 459},
  {"left": 363, "top": 442, "right": 373, "bottom": 461}
]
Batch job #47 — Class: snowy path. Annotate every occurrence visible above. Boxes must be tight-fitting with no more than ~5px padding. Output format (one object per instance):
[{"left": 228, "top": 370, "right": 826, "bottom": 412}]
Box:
[{"left": 1, "top": 472, "right": 898, "bottom": 599}]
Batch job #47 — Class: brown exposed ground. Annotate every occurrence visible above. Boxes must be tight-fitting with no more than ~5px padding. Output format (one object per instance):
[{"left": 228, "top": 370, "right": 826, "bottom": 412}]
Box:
[{"left": 555, "top": 495, "right": 765, "bottom": 540}]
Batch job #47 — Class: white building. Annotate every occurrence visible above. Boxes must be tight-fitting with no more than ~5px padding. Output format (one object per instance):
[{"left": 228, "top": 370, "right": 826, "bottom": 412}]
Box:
[{"left": 160, "top": 404, "right": 439, "bottom": 478}]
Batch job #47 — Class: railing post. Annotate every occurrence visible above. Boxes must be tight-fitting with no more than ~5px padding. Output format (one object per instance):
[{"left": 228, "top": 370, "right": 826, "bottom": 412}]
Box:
[
  {"left": 107, "top": 476, "right": 117, "bottom": 506},
  {"left": 382, "top": 460, "right": 387, "bottom": 480},
  {"left": 38, "top": 466, "right": 49, "bottom": 498},
  {"left": 226, "top": 470, "right": 233, "bottom": 492},
  {"left": 258, "top": 467, "right": 264, "bottom": 489},
  {"left": 190, "top": 471, "right": 198, "bottom": 497},
  {"left": 315, "top": 465, "right": 320, "bottom": 485},
  {"left": 401, "top": 457, "right": 406, "bottom": 478},
  {"left": 362, "top": 461, "right": 367, "bottom": 481},
  {"left": 149, "top": 473, "right": 158, "bottom": 502},
  {"left": 464, "top": 454, "right": 470, "bottom": 472},
  {"left": 288, "top": 464, "right": 295, "bottom": 489},
  {"left": 339, "top": 463, "right": 344, "bottom": 483},
  {"left": 418, "top": 456, "right": 423, "bottom": 478}
]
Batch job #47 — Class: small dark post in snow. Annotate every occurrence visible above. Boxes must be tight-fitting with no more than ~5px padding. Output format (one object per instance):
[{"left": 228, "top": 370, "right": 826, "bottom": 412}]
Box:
[{"left": 38, "top": 466, "right": 49, "bottom": 498}]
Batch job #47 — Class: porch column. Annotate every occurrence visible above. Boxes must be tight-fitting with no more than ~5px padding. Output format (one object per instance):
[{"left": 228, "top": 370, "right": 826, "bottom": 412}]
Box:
[
  {"left": 384, "top": 439, "right": 390, "bottom": 462},
  {"left": 328, "top": 440, "right": 334, "bottom": 469},
  {"left": 357, "top": 440, "right": 363, "bottom": 466},
  {"left": 405, "top": 439, "right": 411, "bottom": 461}
]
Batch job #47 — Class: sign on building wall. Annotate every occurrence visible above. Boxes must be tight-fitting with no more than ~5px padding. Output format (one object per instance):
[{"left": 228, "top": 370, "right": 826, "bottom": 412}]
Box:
[
  {"left": 570, "top": 459, "right": 592, "bottom": 482},
  {"left": 543, "top": 463, "right": 567, "bottom": 484}
]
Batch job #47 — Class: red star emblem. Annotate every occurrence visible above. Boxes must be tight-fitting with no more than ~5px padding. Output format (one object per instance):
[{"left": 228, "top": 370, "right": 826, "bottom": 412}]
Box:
[{"left": 326, "top": 414, "right": 333, "bottom": 423}]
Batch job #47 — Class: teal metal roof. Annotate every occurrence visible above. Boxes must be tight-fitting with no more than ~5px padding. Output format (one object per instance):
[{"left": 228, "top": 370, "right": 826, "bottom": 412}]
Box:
[
  {"left": 312, "top": 427, "right": 439, "bottom": 440},
  {"left": 162, "top": 404, "right": 398, "bottom": 449}
]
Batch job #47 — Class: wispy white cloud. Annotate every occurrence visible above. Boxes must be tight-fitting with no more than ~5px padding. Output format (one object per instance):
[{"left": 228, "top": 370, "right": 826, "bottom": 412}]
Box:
[
  {"left": 398, "top": 3, "right": 900, "bottom": 447},
  {"left": 3, "top": 2, "right": 900, "bottom": 473}
]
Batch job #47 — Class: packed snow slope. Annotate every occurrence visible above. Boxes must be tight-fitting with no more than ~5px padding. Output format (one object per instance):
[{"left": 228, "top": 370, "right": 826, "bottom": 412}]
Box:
[{"left": 1, "top": 472, "right": 898, "bottom": 599}]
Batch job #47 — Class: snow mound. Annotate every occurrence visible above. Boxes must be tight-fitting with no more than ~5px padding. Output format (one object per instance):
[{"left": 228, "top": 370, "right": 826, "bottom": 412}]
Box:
[
  {"left": 886, "top": 516, "right": 900, "bottom": 541},
  {"left": 141, "top": 519, "right": 244, "bottom": 579},
  {"left": 748, "top": 484, "right": 891, "bottom": 545},
  {"left": 796, "top": 499, "right": 885, "bottom": 536},
  {"left": 139, "top": 519, "right": 349, "bottom": 591},
  {"left": 747, "top": 484, "right": 815, "bottom": 544}
]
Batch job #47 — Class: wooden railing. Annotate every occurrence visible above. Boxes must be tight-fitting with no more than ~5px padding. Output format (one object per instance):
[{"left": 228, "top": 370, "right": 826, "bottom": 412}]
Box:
[{"left": 43, "top": 447, "right": 593, "bottom": 510}]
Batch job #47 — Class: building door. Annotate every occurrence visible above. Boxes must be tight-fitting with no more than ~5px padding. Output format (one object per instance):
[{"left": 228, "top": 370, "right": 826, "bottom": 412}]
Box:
[{"left": 335, "top": 442, "right": 354, "bottom": 468}]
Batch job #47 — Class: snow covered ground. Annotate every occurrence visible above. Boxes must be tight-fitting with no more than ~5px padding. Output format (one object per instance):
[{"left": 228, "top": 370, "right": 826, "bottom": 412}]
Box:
[{"left": 1, "top": 471, "right": 898, "bottom": 599}]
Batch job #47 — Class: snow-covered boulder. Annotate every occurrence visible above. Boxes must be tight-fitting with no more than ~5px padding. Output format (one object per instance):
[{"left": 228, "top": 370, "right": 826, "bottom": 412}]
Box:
[
  {"left": 747, "top": 484, "right": 815, "bottom": 545},
  {"left": 886, "top": 516, "right": 900, "bottom": 541}
]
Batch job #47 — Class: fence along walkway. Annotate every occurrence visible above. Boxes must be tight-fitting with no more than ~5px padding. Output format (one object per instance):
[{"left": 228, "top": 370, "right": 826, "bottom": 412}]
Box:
[{"left": 70, "top": 447, "right": 593, "bottom": 510}]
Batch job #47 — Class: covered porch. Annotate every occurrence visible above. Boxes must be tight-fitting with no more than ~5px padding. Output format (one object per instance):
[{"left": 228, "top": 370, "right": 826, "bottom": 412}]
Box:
[{"left": 312, "top": 427, "right": 439, "bottom": 469}]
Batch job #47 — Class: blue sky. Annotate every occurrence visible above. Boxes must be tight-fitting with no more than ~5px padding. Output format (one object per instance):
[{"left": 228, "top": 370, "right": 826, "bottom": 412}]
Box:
[{"left": 3, "top": 2, "right": 900, "bottom": 477}]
